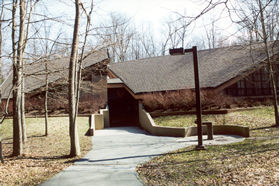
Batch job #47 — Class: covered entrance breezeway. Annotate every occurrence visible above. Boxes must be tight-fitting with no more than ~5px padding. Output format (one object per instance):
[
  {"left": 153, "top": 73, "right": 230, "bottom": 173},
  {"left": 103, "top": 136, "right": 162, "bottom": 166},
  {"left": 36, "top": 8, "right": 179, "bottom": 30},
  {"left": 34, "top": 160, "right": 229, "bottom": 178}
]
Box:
[{"left": 108, "top": 87, "right": 139, "bottom": 127}]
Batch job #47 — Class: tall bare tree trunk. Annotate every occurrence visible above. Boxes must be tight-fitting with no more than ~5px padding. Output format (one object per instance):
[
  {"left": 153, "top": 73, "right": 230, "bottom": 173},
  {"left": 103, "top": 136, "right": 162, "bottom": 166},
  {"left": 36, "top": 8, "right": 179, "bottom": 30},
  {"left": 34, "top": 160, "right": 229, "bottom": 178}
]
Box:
[
  {"left": 69, "top": 0, "right": 81, "bottom": 157},
  {"left": 12, "top": 0, "right": 24, "bottom": 156},
  {"left": 0, "top": 137, "right": 4, "bottom": 163},
  {"left": 44, "top": 59, "right": 48, "bottom": 136},
  {"left": 21, "top": 66, "right": 26, "bottom": 142},
  {"left": 258, "top": 0, "right": 279, "bottom": 126},
  {"left": 0, "top": 0, "right": 4, "bottom": 163},
  {"left": 75, "top": 1, "right": 94, "bottom": 122},
  {"left": 20, "top": 0, "right": 37, "bottom": 143},
  {"left": 0, "top": 1, "right": 3, "bottom": 82},
  {"left": 18, "top": 0, "right": 26, "bottom": 144}
]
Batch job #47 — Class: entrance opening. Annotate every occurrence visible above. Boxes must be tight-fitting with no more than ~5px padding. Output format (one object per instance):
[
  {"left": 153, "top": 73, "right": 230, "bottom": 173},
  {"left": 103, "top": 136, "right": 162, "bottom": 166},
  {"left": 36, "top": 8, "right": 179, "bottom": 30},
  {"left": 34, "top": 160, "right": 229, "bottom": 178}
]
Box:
[{"left": 108, "top": 88, "right": 139, "bottom": 127}]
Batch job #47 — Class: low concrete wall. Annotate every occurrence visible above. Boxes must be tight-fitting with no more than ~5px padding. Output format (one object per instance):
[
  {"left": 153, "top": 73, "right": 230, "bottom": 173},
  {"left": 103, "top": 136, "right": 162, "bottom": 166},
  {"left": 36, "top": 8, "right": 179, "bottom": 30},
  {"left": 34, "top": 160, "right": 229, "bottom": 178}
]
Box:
[
  {"left": 139, "top": 104, "right": 250, "bottom": 138},
  {"left": 86, "top": 113, "right": 105, "bottom": 136},
  {"left": 151, "top": 109, "right": 228, "bottom": 117},
  {"left": 150, "top": 106, "right": 268, "bottom": 118},
  {"left": 94, "top": 114, "right": 104, "bottom": 130},
  {"left": 185, "top": 125, "right": 249, "bottom": 137},
  {"left": 212, "top": 125, "right": 250, "bottom": 137},
  {"left": 100, "top": 109, "right": 110, "bottom": 128},
  {"left": 139, "top": 105, "right": 186, "bottom": 137},
  {"left": 185, "top": 126, "right": 211, "bottom": 137}
]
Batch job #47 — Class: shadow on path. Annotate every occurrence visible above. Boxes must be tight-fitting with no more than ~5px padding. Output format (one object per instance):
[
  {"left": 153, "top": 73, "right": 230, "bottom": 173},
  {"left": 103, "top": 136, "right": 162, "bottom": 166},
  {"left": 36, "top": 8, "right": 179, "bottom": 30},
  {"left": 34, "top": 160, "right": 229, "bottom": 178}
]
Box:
[{"left": 71, "top": 149, "right": 195, "bottom": 164}]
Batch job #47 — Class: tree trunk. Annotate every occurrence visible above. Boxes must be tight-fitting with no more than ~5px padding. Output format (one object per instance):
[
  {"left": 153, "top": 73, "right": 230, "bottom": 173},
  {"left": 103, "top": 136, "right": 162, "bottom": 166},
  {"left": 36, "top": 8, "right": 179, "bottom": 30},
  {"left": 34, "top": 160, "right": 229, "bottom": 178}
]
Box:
[
  {"left": 0, "top": 137, "right": 4, "bottom": 163},
  {"left": 12, "top": 67, "right": 22, "bottom": 156},
  {"left": 75, "top": 1, "right": 93, "bottom": 122},
  {"left": 12, "top": 0, "right": 23, "bottom": 156},
  {"left": 44, "top": 59, "right": 48, "bottom": 136},
  {"left": 20, "top": 0, "right": 37, "bottom": 142},
  {"left": 69, "top": 0, "right": 81, "bottom": 157},
  {"left": 0, "top": 1, "right": 4, "bottom": 163},
  {"left": 0, "top": 5, "right": 2, "bottom": 82},
  {"left": 258, "top": 0, "right": 279, "bottom": 126},
  {"left": 21, "top": 66, "right": 26, "bottom": 142}
]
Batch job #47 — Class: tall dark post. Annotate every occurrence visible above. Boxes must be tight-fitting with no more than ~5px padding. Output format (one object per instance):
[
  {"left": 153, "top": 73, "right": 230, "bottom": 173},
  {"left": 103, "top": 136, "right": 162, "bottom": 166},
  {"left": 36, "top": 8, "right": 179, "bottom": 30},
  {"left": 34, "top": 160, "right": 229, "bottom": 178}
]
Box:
[
  {"left": 192, "top": 46, "right": 204, "bottom": 150},
  {"left": 184, "top": 46, "right": 204, "bottom": 150}
]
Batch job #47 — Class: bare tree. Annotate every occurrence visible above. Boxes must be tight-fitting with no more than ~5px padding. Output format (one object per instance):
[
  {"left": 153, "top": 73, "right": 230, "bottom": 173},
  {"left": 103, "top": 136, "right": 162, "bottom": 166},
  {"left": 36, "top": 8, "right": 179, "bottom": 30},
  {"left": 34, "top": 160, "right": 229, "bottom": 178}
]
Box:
[
  {"left": 182, "top": 0, "right": 279, "bottom": 126},
  {"left": 0, "top": 0, "right": 5, "bottom": 163},
  {"left": 12, "top": 0, "right": 24, "bottom": 156},
  {"left": 0, "top": 136, "right": 3, "bottom": 163},
  {"left": 97, "top": 13, "right": 135, "bottom": 62},
  {"left": 129, "top": 32, "right": 143, "bottom": 59},
  {"left": 159, "top": 14, "right": 189, "bottom": 54},
  {"left": 76, "top": 1, "right": 94, "bottom": 118},
  {"left": 139, "top": 29, "right": 159, "bottom": 58},
  {"left": 9, "top": 0, "right": 40, "bottom": 155},
  {"left": 204, "top": 19, "right": 217, "bottom": 49},
  {"left": 44, "top": 58, "right": 49, "bottom": 135},
  {"left": 67, "top": 0, "right": 96, "bottom": 157},
  {"left": 258, "top": 0, "right": 279, "bottom": 126},
  {"left": 127, "top": 27, "right": 160, "bottom": 59},
  {"left": 68, "top": 0, "right": 81, "bottom": 157},
  {"left": 230, "top": 0, "right": 279, "bottom": 126},
  {"left": 160, "top": 25, "right": 173, "bottom": 56},
  {"left": 0, "top": 0, "right": 4, "bottom": 82},
  {"left": 20, "top": 0, "right": 38, "bottom": 142},
  {"left": 41, "top": 24, "right": 62, "bottom": 136}
]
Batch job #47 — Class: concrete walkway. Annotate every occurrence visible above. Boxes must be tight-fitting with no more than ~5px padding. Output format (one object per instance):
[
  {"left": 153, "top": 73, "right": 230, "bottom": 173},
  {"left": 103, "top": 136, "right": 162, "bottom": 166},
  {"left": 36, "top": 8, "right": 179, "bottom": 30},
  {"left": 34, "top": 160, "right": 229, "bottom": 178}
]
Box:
[{"left": 42, "top": 127, "right": 244, "bottom": 186}]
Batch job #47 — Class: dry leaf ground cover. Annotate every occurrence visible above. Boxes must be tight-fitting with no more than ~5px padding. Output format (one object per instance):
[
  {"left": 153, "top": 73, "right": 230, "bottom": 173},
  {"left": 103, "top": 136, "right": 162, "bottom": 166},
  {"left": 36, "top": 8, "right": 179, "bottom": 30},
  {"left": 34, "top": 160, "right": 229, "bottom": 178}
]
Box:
[
  {"left": 137, "top": 106, "right": 279, "bottom": 185},
  {"left": 0, "top": 117, "right": 92, "bottom": 186}
]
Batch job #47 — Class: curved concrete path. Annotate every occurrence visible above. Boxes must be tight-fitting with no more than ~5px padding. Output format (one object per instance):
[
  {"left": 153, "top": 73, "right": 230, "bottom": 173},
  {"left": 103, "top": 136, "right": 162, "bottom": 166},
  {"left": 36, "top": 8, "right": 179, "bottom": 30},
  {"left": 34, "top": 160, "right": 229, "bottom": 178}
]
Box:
[{"left": 42, "top": 127, "right": 244, "bottom": 186}]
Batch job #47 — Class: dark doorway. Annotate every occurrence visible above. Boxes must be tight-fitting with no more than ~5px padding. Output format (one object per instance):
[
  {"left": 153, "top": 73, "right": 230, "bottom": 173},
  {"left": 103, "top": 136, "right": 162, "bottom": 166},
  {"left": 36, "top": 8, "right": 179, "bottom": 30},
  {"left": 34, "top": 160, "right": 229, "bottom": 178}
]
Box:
[{"left": 108, "top": 88, "right": 139, "bottom": 127}]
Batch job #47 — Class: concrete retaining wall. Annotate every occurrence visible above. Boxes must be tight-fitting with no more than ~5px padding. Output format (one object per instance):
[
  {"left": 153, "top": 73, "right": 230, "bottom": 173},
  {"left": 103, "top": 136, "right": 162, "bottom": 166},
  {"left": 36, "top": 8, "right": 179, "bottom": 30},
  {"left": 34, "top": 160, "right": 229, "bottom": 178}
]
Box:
[
  {"left": 93, "top": 114, "right": 104, "bottom": 130},
  {"left": 151, "top": 110, "right": 228, "bottom": 117},
  {"left": 184, "top": 125, "right": 249, "bottom": 137},
  {"left": 86, "top": 112, "right": 106, "bottom": 136},
  {"left": 212, "top": 125, "right": 250, "bottom": 137},
  {"left": 100, "top": 109, "right": 110, "bottom": 128},
  {"left": 88, "top": 114, "right": 105, "bottom": 131},
  {"left": 139, "top": 104, "right": 249, "bottom": 138},
  {"left": 139, "top": 105, "right": 186, "bottom": 137}
]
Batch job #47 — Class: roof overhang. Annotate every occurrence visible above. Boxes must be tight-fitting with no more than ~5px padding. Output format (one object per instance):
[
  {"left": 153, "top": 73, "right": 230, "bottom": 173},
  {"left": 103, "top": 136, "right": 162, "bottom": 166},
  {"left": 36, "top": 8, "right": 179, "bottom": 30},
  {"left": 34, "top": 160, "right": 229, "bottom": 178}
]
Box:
[{"left": 107, "top": 77, "right": 144, "bottom": 100}]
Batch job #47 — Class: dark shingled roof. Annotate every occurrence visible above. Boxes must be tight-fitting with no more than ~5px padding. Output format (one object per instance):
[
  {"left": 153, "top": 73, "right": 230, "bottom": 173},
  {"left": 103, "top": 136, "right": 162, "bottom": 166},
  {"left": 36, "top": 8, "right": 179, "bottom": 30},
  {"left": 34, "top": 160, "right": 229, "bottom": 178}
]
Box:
[
  {"left": 0, "top": 49, "right": 108, "bottom": 99},
  {"left": 108, "top": 42, "right": 279, "bottom": 94}
]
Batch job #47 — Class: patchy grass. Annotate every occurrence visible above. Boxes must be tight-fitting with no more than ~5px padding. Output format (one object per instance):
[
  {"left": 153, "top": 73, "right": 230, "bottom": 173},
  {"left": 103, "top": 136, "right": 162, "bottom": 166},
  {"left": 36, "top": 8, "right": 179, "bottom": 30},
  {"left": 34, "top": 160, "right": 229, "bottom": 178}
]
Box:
[
  {"left": 138, "top": 106, "right": 279, "bottom": 185},
  {"left": 0, "top": 117, "right": 91, "bottom": 186}
]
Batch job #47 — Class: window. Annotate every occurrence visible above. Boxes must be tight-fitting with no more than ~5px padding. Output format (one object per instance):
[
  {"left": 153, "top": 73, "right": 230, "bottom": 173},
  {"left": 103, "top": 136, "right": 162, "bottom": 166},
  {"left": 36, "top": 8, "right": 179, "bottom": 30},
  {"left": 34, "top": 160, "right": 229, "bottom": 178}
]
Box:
[
  {"left": 237, "top": 80, "right": 245, "bottom": 88},
  {"left": 225, "top": 64, "right": 279, "bottom": 97},
  {"left": 262, "top": 67, "right": 269, "bottom": 81}
]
